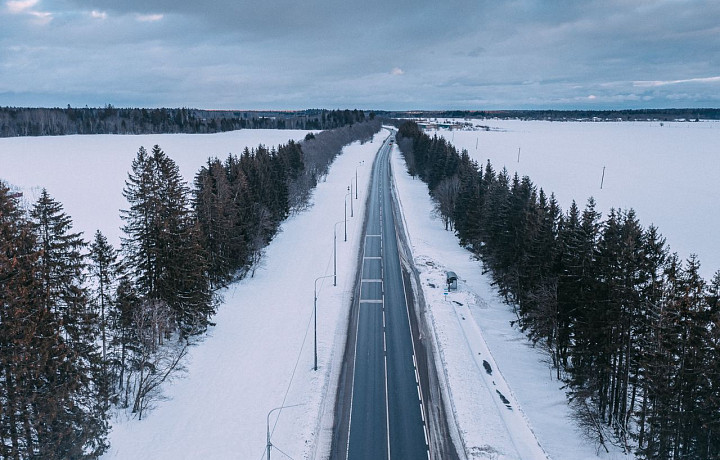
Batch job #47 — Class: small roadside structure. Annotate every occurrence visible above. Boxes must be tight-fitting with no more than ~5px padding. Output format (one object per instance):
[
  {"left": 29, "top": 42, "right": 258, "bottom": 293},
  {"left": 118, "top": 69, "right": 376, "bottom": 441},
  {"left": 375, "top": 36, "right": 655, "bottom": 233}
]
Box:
[{"left": 446, "top": 271, "right": 458, "bottom": 291}]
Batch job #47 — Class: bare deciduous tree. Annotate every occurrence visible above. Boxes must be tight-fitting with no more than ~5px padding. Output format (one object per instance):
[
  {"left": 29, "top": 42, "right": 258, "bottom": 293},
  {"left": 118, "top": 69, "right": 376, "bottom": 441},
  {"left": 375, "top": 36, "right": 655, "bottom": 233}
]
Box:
[
  {"left": 130, "top": 299, "right": 187, "bottom": 420},
  {"left": 433, "top": 176, "right": 460, "bottom": 231}
]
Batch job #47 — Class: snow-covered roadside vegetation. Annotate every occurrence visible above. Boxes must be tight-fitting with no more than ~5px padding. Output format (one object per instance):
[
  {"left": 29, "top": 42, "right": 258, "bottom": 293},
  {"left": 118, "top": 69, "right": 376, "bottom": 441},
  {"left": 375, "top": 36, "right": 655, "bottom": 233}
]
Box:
[
  {"left": 100, "top": 131, "right": 386, "bottom": 459},
  {"left": 3, "top": 118, "right": 717, "bottom": 459},
  {"left": 0, "top": 121, "right": 382, "bottom": 459},
  {"left": 390, "top": 140, "right": 628, "bottom": 459},
  {"left": 394, "top": 120, "right": 720, "bottom": 459}
]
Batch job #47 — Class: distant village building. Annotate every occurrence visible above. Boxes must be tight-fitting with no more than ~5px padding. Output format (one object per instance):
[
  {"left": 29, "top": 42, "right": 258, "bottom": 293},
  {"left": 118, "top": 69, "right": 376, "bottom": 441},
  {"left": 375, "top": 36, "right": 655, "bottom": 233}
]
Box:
[{"left": 416, "top": 119, "right": 475, "bottom": 131}]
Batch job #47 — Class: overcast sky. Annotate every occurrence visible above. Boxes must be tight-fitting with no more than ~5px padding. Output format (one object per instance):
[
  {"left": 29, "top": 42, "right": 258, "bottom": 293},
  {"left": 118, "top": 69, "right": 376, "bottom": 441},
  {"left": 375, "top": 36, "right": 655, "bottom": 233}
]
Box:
[{"left": 1, "top": 0, "right": 719, "bottom": 110}]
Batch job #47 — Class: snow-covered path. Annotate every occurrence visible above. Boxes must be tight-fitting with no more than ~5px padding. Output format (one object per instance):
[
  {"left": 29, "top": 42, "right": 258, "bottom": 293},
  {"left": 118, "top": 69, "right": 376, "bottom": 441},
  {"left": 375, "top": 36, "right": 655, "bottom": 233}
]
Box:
[
  {"left": 390, "top": 143, "right": 628, "bottom": 460},
  {"left": 102, "top": 131, "right": 388, "bottom": 459}
]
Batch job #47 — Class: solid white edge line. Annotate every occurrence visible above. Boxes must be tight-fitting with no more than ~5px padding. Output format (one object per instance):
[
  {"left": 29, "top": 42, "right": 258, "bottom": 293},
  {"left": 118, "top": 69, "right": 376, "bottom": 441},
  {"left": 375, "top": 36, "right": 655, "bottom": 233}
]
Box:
[
  {"left": 379, "top": 147, "right": 392, "bottom": 460},
  {"left": 383, "top": 294, "right": 391, "bottom": 460},
  {"left": 389, "top": 142, "right": 433, "bottom": 456}
]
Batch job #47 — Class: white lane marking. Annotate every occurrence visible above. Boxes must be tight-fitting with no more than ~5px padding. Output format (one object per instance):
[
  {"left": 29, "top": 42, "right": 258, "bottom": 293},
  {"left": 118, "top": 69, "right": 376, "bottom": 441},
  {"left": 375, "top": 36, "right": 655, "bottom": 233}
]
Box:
[
  {"left": 388, "top": 145, "right": 432, "bottom": 455},
  {"left": 383, "top": 296, "right": 391, "bottom": 460},
  {"left": 347, "top": 161, "right": 386, "bottom": 459},
  {"left": 345, "top": 283, "right": 362, "bottom": 460}
]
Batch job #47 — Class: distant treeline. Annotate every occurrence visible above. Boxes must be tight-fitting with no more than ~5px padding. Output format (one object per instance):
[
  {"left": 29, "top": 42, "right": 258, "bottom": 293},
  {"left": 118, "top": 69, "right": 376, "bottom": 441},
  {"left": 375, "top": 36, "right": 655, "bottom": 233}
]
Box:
[
  {"left": 382, "top": 108, "right": 720, "bottom": 121},
  {"left": 0, "top": 120, "right": 381, "bottom": 458},
  {"left": 396, "top": 120, "right": 720, "bottom": 459},
  {"left": 0, "top": 106, "right": 373, "bottom": 137}
]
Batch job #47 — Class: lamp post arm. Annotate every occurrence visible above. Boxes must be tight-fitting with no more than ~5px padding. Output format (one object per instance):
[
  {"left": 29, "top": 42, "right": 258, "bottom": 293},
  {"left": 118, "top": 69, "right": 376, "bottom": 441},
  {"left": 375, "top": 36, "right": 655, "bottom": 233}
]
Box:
[{"left": 266, "top": 403, "right": 304, "bottom": 460}]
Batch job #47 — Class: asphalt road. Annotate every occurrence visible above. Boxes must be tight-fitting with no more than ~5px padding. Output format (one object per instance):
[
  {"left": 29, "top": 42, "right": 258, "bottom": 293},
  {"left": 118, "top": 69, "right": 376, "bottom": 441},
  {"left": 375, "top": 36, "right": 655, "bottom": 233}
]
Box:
[{"left": 343, "top": 132, "right": 429, "bottom": 460}]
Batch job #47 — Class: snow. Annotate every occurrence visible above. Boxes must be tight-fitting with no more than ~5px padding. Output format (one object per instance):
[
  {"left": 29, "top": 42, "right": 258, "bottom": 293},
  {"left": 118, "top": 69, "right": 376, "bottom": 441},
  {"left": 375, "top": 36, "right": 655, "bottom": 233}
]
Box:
[
  {"left": 97, "top": 131, "right": 382, "bottom": 459},
  {"left": 0, "top": 130, "right": 309, "bottom": 249},
  {"left": 390, "top": 139, "right": 628, "bottom": 459},
  {"left": 426, "top": 120, "right": 720, "bottom": 279},
  {"left": 3, "top": 122, "right": 709, "bottom": 459}
]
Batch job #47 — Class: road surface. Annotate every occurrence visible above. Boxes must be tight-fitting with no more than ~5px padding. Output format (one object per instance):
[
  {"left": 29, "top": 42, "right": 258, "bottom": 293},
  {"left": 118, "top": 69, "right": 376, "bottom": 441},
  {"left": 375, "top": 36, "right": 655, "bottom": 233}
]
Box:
[{"left": 332, "top": 131, "right": 430, "bottom": 460}]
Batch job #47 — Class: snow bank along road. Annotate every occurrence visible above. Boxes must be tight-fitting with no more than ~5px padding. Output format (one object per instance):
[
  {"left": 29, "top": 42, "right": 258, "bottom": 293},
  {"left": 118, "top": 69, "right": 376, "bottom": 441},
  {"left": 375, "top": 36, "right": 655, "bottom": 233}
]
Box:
[{"left": 331, "top": 132, "right": 456, "bottom": 460}]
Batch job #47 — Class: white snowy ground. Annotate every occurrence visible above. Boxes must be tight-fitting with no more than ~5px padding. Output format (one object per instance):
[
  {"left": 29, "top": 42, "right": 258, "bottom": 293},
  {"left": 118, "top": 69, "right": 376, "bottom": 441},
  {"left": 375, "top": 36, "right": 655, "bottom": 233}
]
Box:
[
  {"left": 3, "top": 124, "right": 690, "bottom": 459},
  {"left": 390, "top": 143, "right": 628, "bottom": 460},
  {"left": 97, "top": 131, "right": 384, "bottom": 459},
  {"left": 0, "top": 129, "right": 309, "bottom": 249},
  {"left": 425, "top": 120, "right": 720, "bottom": 279}
]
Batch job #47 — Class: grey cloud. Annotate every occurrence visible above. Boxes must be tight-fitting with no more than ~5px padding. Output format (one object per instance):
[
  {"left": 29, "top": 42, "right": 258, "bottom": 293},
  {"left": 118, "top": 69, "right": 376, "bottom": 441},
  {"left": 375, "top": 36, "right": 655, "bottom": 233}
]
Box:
[{"left": 2, "top": 0, "right": 719, "bottom": 109}]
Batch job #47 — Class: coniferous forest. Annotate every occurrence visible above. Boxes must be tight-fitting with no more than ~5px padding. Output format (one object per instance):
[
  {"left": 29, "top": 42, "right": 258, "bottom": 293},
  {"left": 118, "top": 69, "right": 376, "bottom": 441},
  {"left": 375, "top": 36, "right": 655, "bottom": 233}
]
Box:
[
  {"left": 0, "top": 119, "right": 380, "bottom": 459},
  {"left": 396, "top": 120, "right": 720, "bottom": 459},
  {"left": 0, "top": 107, "right": 372, "bottom": 137}
]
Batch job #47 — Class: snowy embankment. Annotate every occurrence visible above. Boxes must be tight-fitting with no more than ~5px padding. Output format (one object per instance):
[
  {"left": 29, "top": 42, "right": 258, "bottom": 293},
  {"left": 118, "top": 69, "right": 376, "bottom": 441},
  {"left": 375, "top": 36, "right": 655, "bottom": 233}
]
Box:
[
  {"left": 99, "top": 131, "right": 386, "bottom": 459},
  {"left": 390, "top": 144, "right": 628, "bottom": 460},
  {"left": 428, "top": 120, "right": 720, "bottom": 279}
]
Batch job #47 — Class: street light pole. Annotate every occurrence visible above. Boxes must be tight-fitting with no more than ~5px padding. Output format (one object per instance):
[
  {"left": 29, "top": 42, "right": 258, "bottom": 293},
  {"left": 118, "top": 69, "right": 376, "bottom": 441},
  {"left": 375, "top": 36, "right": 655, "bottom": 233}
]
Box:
[
  {"left": 333, "top": 220, "right": 344, "bottom": 286},
  {"left": 314, "top": 274, "right": 334, "bottom": 371},
  {"left": 266, "top": 404, "right": 304, "bottom": 460},
  {"left": 344, "top": 189, "right": 351, "bottom": 242},
  {"left": 350, "top": 182, "right": 354, "bottom": 217},
  {"left": 355, "top": 160, "right": 364, "bottom": 200}
]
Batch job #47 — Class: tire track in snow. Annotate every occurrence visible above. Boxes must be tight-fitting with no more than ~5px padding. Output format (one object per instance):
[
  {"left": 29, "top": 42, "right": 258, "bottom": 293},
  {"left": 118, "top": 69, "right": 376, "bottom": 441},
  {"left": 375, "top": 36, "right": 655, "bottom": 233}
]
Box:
[{"left": 441, "top": 273, "right": 550, "bottom": 460}]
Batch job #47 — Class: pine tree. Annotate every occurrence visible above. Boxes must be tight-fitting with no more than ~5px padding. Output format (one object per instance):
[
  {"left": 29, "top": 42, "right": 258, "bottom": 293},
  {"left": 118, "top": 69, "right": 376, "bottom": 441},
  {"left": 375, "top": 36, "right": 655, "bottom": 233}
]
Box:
[
  {"left": 453, "top": 151, "right": 483, "bottom": 248},
  {"left": 88, "top": 230, "right": 122, "bottom": 407},
  {"left": 0, "top": 183, "right": 43, "bottom": 459},
  {"left": 30, "top": 189, "right": 87, "bottom": 337},
  {"left": 194, "top": 158, "right": 235, "bottom": 285},
  {"left": 1, "top": 185, "right": 108, "bottom": 458},
  {"left": 122, "top": 145, "right": 215, "bottom": 339},
  {"left": 634, "top": 224, "right": 668, "bottom": 452}
]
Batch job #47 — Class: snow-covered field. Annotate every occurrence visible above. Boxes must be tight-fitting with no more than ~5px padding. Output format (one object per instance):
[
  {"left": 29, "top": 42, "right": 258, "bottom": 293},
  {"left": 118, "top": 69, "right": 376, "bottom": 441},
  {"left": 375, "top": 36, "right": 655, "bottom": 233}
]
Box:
[
  {"left": 0, "top": 129, "right": 309, "bottom": 249},
  {"left": 425, "top": 120, "right": 719, "bottom": 279},
  {"left": 3, "top": 122, "right": 713, "bottom": 459}
]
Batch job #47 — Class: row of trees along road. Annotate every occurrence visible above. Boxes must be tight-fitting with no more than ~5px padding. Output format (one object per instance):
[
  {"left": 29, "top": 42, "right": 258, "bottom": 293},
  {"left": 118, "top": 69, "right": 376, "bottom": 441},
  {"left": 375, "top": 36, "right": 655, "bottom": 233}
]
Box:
[
  {"left": 396, "top": 120, "right": 720, "bottom": 460},
  {"left": 0, "top": 119, "right": 380, "bottom": 459}
]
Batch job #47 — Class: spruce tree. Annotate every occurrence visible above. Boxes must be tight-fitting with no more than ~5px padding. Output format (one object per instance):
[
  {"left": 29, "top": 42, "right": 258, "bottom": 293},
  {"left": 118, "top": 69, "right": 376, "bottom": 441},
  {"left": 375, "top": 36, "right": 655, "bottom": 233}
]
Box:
[
  {"left": 31, "top": 189, "right": 87, "bottom": 336},
  {"left": 88, "top": 230, "right": 122, "bottom": 406},
  {"left": 122, "top": 145, "right": 215, "bottom": 339},
  {"left": 1, "top": 185, "right": 108, "bottom": 458},
  {"left": 194, "top": 158, "right": 235, "bottom": 285}
]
